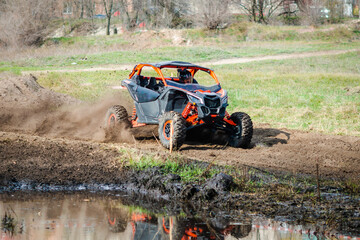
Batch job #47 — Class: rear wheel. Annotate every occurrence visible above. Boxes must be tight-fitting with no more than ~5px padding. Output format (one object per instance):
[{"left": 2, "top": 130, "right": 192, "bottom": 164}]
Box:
[
  {"left": 228, "top": 112, "right": 253, "bottom": 148},
  {"left": 105, "top": 105, "right": 130, "bottom": 129},
  {"left": 158, "top": 111, "right": 186, "bottom": 150}
]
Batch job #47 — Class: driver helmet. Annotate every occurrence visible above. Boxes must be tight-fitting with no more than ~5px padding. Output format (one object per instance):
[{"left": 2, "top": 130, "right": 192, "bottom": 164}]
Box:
[{"left": 177, "top": 69, "right": 193, "bottom": 84}]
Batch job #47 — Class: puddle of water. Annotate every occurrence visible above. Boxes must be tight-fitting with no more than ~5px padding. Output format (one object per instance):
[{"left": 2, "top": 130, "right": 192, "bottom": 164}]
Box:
[{"left": 0, "top": 193, "right": 359, "bottom": 240}]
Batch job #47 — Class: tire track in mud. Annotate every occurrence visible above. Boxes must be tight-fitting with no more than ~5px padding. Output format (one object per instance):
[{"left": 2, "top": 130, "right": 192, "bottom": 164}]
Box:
[{"left": 135, "top": 124, "right": 360, "bottom": 179}]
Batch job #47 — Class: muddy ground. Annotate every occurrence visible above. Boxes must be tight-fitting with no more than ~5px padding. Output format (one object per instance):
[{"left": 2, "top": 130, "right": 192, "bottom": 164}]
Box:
[
  {"left": 0, "top": 74, "right": 359, "bottom": 235},
  {"left": 1, "top": 74, "right": 359, "bottom": 179}
]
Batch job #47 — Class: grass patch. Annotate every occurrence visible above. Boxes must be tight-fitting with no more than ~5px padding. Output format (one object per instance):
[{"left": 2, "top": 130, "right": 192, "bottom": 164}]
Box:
[
  {"left": 120, "top": 148, "right": 222, "bottom": 183},
  {"left": 221, "top": 72, "right": 360, "bottom": 136},
  {"left": 214, "top": 52, "right": 360, "bottom": 136},
  {"left": 217, "top": 50, "right": 360, "bottom": 74}
]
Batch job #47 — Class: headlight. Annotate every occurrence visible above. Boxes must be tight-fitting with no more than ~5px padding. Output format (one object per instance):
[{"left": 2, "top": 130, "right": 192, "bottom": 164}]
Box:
[
  {"left": 221, "top": 94, "right": 228, "bottom": 105},
  {"left": 188, "top": 94, "right": 203, "bottom": 104}
]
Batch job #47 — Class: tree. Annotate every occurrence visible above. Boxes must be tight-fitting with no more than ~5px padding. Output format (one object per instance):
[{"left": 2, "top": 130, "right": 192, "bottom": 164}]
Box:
[
  {"left": 195, "top": 0, "right": 231, "bottom": 29},
  {"left": 118, "top": 0, "right": 142, "bottom": 30},
  {"left": 233, "top": 0, "right": 286, "bottom": 23},
  {"left": 72, "top": 0, "right": 85, "bottom": 18},
  {"left": 102, "top": 0, "right": 119, "bottom": 35},
  {"left": 153, "top": 0, "right": 190, "bottom": 28}
]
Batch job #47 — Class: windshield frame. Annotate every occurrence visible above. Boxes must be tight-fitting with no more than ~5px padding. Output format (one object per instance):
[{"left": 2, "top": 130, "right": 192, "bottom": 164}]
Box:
[{"left": 128, "top": 63, "right": 220, "bottom": 87}]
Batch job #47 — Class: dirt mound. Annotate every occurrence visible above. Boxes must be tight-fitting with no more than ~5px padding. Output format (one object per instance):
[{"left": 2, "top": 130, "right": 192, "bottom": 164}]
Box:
[{"left": 0, "top": 73, "right": 78, "bottom": 107}]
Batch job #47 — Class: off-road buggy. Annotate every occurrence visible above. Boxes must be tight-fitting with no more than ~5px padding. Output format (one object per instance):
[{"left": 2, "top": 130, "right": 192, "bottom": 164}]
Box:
[{"left": 105, "top": 61, "right": 253, "bottom": 150}]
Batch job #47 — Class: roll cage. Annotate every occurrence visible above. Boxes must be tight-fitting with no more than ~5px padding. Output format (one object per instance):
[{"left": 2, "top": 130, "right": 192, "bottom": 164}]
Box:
[{"left": 128, "top": 61, "right": 220, "bottom": 87}]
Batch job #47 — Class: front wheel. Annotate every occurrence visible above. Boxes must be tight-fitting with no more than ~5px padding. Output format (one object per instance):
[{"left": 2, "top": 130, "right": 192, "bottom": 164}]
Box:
[
  {"left": 158, "top": 111, "right": 186, "bottom": 150},
  {"left": 228, "top": 112, "right": 253, "bottom": 148}
]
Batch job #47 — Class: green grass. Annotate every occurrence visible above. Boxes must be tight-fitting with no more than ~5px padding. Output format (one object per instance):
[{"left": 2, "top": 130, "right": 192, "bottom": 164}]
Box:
[
  {"left": 216, "top": 50, "right": 360, "bottom": 74},
  {"left": 215, "top": 51, "right": 360, "bottom": 136},
  {"left": 119, "top": 148, "right": 221, "bottom": 182}
]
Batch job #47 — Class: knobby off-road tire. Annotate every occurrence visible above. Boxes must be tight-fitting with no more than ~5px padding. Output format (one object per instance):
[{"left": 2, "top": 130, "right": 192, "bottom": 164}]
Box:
[
  {"left": 229, "top": 112, "right": 253, "bottom": 148},
  {"left": 105, "top": 105, "right": 130, "bottom": 129},
  {"left": 158, "top": 111, "right": 186, "bottom": 150}
]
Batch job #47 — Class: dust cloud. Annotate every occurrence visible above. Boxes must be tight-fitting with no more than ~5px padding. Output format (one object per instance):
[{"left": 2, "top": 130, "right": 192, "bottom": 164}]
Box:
[{"left": 0, "top": 73, "right": 133, "bottom": 142}]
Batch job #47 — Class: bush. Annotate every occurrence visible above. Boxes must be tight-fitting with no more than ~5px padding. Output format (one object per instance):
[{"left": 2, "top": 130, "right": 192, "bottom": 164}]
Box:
[
  {"left": 283, "top": 16, "right": 301, "bottom": 25},
  {"left": 0, "top": 0, "right": 55, "bottom": 47}
]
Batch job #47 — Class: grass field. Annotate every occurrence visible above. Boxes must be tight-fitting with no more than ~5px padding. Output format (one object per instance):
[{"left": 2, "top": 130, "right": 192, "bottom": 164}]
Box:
[
  {"left": 1, "top": 22, "right": 360, "bottom": 136},
  {"left": 1, "top": 41, "right": 359, "bottom": 74}
]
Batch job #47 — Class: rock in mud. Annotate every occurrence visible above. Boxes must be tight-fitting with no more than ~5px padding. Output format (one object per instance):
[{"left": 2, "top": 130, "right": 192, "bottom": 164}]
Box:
[
  {"left": 205, "top": 173, "right": 234, "bottom": 192},
  {"left": 180, "top": 184, "right": 200, "bottom": 200}
]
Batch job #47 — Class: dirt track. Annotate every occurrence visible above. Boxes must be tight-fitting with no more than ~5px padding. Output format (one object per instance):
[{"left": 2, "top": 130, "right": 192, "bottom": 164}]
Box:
[
  {"left": 0, "top": 73, "right": 359, "bottom": 182},
  {"left": 21, "top": 49, "right": 359, "bottom": 74}
]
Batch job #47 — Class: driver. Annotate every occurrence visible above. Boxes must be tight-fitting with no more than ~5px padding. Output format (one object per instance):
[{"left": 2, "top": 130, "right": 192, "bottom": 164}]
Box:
[{"left": 177, "top": 69, "right": 193, "bottom": 84}]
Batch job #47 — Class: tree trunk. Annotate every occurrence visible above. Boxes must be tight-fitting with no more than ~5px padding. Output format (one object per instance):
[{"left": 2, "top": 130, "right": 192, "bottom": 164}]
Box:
[
  {"left": 80, "top": 0, "right": 84, "bottom": 19},
  {"left": 106, "top": 15, "right": 111, "bottom": 35},
  {"left": 252, "top": 0, "right": 257, "bottom": 22}
]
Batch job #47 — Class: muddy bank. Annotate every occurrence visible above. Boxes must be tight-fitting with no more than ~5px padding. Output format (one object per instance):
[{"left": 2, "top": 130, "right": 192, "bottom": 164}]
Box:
[{"left": 0, "top": 131, "right": 359, "bottom": 236}]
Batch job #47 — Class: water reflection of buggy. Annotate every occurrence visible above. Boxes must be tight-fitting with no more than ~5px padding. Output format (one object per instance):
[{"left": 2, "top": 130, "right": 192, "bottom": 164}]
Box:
[
  {"left": 107, "top": 210, "right": 160, "bottom": 240},
  {"left": 106, "top": 208, "right": 252, "bottom": 240},
  {"left": 160, "top": 216, "right": 252, "bottom": 240}
]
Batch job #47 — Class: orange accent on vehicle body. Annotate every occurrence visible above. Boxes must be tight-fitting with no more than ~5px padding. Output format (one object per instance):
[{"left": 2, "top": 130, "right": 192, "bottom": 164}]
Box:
[
  {"left": 217, "top": 88, "right": 226, "bottom": 97},
  {"left": 131, "top": 106, "right": 137, "bottom": 120},
  {"left": 195, "top": 89, "right": 211, "bottom": 93},
  {"left": 182, "top": 102, "right": 193, "bottom": 118},
  {"left": 108, "top": 216, "right": 116, "bottom": 226},
  {"left": 131, "top": 118, "right": 147, "bottom": 128},
  {"left": 186, "top": 114, "right": 198, "bottom": 124},
  {"left": 128, "top": 63, "right": 220, "bottom": 87},
  {"left": 163, "top": 120, "right": 172, "bottom": 140},
  {"left": 162, "top": 217, "right": 173, "bottom": 234},
  {"left": 131, "top": 213, "right": 150, "bottom": 222},
  {"left": 108, "top": 113, "right": 116, "bottom": 126},
  {"left": 224, "top": 118, "right": 236, "bottom": 126},
  {"left": 131, "top": 221, "right": 136, "bottom": 238},
  {"left": 184, "top": 229, "right": 198, "bottom": 237}
]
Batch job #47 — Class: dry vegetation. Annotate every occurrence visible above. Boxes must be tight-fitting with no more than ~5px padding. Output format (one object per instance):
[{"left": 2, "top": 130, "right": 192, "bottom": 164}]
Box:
[{"left": 0, "top": 0, "right": 56, "bottom": 47}]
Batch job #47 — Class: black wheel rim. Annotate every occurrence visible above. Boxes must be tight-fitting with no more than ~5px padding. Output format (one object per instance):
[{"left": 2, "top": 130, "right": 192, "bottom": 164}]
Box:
[{"left": 164, "top": 122, "right": 171, "bottom": 139}]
